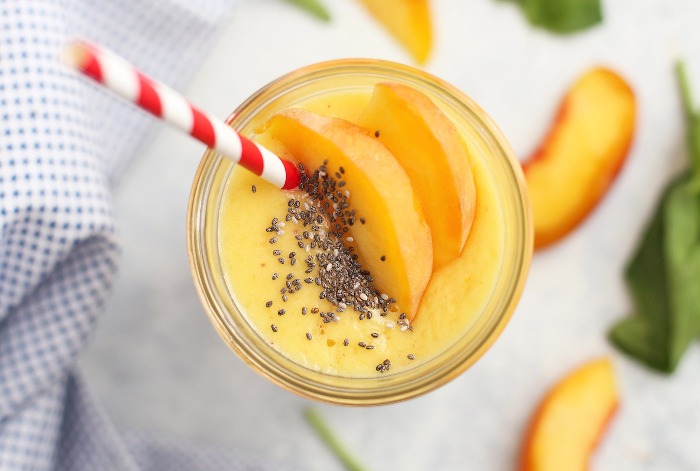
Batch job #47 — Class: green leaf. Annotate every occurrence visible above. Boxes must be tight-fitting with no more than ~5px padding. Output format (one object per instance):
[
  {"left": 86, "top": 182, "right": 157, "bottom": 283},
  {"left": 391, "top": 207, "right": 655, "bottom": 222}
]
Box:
[
  {"left": 609, "top": 62, "right": 700, "bottom": 373},
  {"left": 663, "top": 177, "right": 700, "bottom": 366},
  {"left": 609, "top": 186, "right": 673, "bottom": 371},
  {"left": 303, "top": 407, "right": 367, "bottom": 471},
  {"left": 283, "top": 0, "right": 331, "bottom": 22},
  {"left": 502, "top": 0, "right": 602, "bottom": 34}
]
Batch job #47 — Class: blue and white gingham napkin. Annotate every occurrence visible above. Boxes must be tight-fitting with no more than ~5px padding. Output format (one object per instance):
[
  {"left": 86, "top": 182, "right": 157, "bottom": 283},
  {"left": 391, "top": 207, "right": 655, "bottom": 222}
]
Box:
[{"left": 1, "top": 1, "right": 296, "bottom": 469}]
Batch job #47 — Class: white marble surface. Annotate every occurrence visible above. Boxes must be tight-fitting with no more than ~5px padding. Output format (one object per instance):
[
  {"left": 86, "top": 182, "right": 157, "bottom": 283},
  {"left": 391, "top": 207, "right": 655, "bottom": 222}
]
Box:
[{"left": 80, "top": 1, "right": 700, "bottom": 469}]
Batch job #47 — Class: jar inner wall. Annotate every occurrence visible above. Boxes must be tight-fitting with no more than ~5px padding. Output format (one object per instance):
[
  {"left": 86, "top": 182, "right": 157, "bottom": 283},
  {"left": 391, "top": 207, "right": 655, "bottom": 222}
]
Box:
[{"left": 187, "top": 60, "right": 532, "bottom": 405}]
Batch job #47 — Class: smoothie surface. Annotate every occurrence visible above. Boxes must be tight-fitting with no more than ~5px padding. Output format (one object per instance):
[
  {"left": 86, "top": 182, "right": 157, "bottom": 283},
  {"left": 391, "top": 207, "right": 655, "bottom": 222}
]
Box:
[{"left": 217, "top": 90, "right": 505, "bottom": 378}]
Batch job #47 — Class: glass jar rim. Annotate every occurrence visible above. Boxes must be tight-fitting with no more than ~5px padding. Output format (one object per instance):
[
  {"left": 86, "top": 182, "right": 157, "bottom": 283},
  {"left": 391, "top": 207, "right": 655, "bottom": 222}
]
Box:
[{"left": 187, "top": 59, "right": 533, "bottom": 405}]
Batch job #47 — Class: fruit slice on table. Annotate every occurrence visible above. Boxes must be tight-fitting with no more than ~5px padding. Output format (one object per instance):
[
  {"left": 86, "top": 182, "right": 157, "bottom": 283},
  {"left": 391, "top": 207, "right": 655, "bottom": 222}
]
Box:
[
  {"left": 359, "top": 82, "right": 476, "bottom": 271},
  {"left": 357, "top": 0, "right": 432, "bottom": 64},
  {"left": 523, "top": 68, "right": 636, "bottom": 249},
  {"left": 264, "top": 108, "right": 433, "bottom": 318},
  {"left": 520, "top": 358, "right": 620, "bottom": 471}
]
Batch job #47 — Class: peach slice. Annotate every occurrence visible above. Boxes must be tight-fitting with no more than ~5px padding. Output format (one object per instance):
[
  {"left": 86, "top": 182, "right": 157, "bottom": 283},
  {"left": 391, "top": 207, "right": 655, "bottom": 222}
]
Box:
[
  {"left": 358, "top": 0, "right": 432, "bottom": 64},
  {"left": 358, "top": 82, "right": 476, "bottom": 271},
  {"left": 523, "top": 68, "right": 636, "bottom": 249},
  {"left": 263, "top": 108, "right": 433, "bottom": 318},
  {"left": 520, "top": 358, "right": 620, "bottom": 471}
]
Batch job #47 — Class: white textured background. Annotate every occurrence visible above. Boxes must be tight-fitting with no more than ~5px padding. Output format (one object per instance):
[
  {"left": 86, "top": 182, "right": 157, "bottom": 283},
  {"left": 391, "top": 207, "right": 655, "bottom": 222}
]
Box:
[{"left": 80, "top": 1, "right": 700, "bottom": 469}]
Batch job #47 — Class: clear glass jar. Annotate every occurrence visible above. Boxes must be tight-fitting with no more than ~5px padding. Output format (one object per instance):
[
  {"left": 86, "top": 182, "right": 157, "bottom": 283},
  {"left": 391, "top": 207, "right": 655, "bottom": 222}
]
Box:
[{"left": 187, "top": 59, "right": 532, "bottom": 405}]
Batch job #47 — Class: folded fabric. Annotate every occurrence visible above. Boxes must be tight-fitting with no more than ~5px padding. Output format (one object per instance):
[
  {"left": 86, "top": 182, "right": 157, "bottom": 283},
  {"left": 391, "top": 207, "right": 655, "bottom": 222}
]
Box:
[{"left": 0, "top": 1, "right": 293, "bottom": 469}]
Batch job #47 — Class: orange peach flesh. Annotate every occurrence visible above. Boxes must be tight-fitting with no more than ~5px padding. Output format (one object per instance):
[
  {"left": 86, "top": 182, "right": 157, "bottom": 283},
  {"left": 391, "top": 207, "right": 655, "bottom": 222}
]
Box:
[
  {"left": 523, "top": 68, "right": 636, "bottom": 249},
  {"left": 358, "top": 82, "right": 476, "bottom": 271},
  {"left": 520, "top": 358, "right": 620, "bottom": 471},
  {"left": 262, "top": 109, "right": 433, "bottom": 319},
  {"left": 358, "top": 0, "right": 432, "bottom": 64}
]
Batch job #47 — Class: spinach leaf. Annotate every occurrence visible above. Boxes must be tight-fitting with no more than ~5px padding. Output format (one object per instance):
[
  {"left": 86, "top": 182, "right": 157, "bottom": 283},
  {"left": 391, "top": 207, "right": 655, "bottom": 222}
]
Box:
[
  {"left": 609, "top": 62, "right": 700, "bottom": 373},
  {"left": 283, "top": 0, "right": 331, "bottom": 22},
  {"left": 503, "top": 0, "right": 602, "bottom": 34}
]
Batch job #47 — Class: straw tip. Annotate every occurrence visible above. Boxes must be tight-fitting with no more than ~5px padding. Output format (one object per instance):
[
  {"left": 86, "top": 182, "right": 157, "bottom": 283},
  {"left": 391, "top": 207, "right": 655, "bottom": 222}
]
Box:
[
  {"left": 61, "top": 40, "right": 92, "bottom": 71},
  {"left": 281, "top": 160, "right": 301, "bottom": 190}
]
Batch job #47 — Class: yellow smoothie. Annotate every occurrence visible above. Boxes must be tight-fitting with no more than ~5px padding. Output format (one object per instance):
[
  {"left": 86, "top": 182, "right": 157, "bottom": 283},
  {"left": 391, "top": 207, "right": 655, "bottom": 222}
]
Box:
[
  {"left": 188, "top": 60, "right": 531, "bottom": 404},
  {"left": 218, "top": 89, "right": 505, "bottom": 378}
]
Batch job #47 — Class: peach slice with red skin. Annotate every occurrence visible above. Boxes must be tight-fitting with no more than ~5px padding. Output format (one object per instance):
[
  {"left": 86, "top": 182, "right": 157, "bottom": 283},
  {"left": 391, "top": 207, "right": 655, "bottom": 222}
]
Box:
[
  {"left": 520, "top": 358, "right": 620, "bottom": 471},
  {"left": 523, "top": 68, "right": 636, "bottom": 249},
  {"left": 357, "top": 0, "right": 432, "bottom": 64},
  {"left": 263, "top": 108, "right": 433, "bottom": 319},
  {"left": 358, "top": 82, "right": 477, "bottom": 271}
]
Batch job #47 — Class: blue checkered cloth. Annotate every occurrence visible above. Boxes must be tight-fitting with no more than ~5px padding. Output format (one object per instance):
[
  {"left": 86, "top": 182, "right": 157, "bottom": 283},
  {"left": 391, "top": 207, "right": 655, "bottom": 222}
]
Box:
[{"left": 0, "top": 1, "right": 297, "bottom": 469}]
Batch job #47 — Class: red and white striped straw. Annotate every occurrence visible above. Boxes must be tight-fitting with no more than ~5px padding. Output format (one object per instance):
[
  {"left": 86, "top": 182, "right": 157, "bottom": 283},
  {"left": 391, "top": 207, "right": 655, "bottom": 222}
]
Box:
[{"left": 62, "top": 40, "right": 300, "bottom": 190}]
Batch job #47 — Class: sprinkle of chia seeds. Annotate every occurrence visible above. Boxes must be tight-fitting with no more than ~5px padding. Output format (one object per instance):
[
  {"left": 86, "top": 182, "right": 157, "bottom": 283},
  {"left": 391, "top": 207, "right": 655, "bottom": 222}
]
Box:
[
  {"left": 265, "top": 301, "right": 273, "bottom": 308},
  {"left": 306, "top": 332, "right": 312, "bottom": 340},
  {"left": 277, "top": 309, "right": 286, "bottom": 316},
  {"left": 263, "top": 163, "right": 402, "bottom": 340},
  {"left": 271, "top": 324, "right": 277, "bottom": 332},
  {"left": 408, "top": 354, "right": 415, "bottom": 360},
  {"left": 252, "top": 185, "right": 257, "bottom": 193}
]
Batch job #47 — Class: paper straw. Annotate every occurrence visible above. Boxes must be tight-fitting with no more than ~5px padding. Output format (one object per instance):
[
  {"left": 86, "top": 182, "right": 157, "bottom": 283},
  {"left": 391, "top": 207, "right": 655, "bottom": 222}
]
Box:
[{"left": 62, "top": 40, "right": 300, "bottom": 190}]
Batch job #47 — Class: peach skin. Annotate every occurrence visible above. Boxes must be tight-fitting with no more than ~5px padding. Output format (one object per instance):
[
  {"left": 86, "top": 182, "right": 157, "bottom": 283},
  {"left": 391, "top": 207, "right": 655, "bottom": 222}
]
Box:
[
  {"left": 520, "top": 358, "right": 620, "bottom": 471},
  {"left": 523, "top": 68, "right": 636, "bottom": 249}
]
